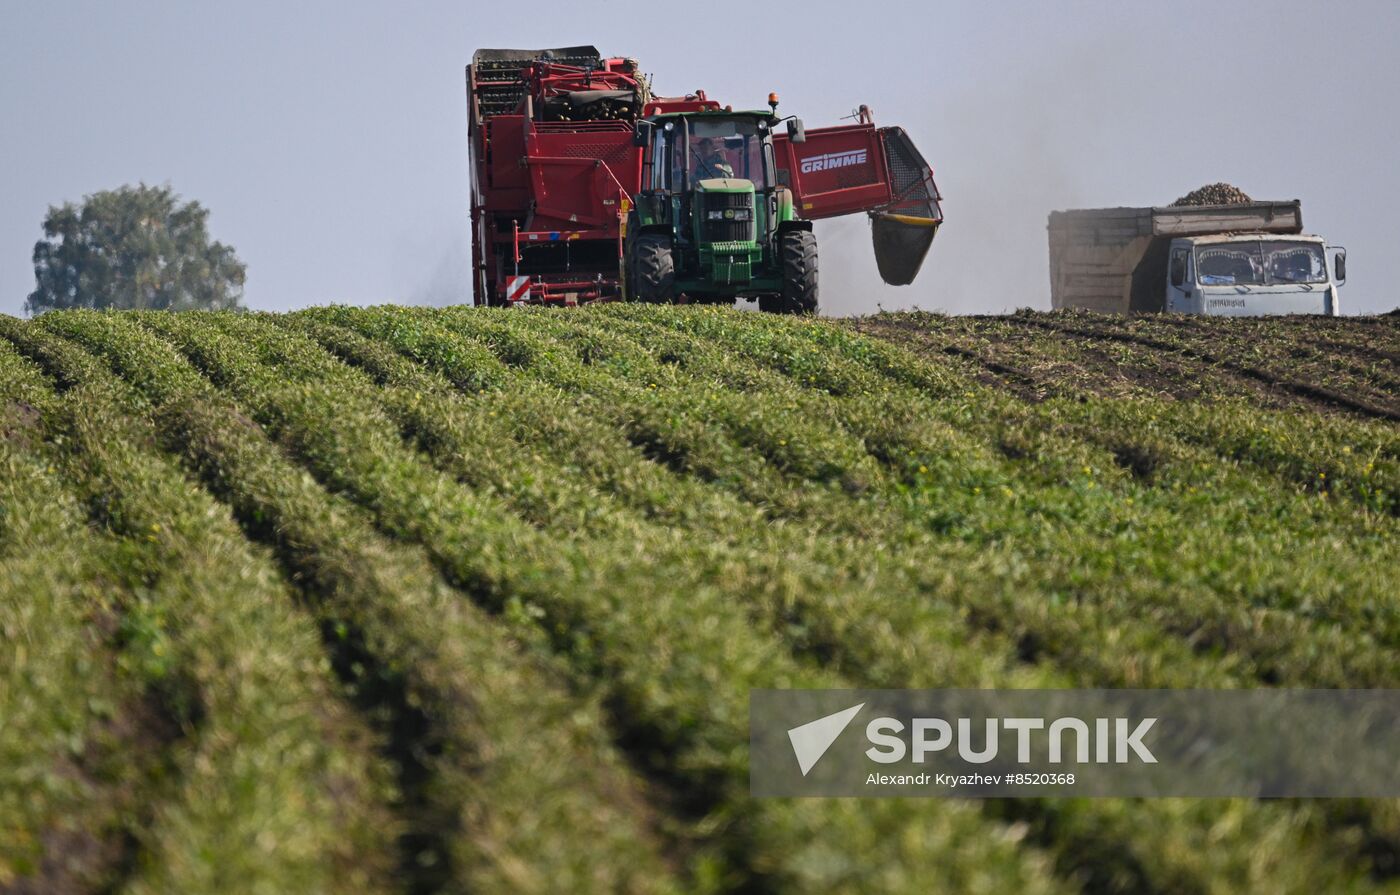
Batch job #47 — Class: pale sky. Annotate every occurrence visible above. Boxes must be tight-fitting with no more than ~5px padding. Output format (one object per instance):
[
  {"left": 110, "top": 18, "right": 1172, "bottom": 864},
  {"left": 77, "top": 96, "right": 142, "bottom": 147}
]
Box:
[{"left": 3, "top": 0, "right": 1397, "bottom": 316}]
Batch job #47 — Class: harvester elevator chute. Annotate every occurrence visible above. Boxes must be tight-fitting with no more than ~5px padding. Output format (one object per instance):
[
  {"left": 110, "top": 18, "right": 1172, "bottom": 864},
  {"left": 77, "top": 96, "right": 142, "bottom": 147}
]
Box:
[{"left": 772, "top": 122, "right": 944, "bottom": 286}]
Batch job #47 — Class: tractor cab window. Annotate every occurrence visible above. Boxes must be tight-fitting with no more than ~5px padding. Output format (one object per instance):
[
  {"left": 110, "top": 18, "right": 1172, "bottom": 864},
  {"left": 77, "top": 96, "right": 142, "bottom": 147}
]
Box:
[
  {"left": 692, "top": 136, "right": 734, "bottom": 180},
  {"left": 685, "top": 118, "right": 772, "bottom": 189},
  {"left": 651, "top": 127, "right": 672, "bottom": 192}
]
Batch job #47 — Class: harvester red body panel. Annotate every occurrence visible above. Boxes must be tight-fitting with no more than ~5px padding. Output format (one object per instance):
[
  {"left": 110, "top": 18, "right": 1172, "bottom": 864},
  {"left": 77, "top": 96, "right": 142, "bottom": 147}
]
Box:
[
  {"left": 468, "top": 47, "right": 943, "bottom": 305},
  {"left": 468, "top": 47, "right": 643, "bottom": 305}
]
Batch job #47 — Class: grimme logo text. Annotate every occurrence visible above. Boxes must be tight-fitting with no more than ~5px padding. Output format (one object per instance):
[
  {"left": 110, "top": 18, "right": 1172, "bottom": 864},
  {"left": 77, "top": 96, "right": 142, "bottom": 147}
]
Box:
[{"left": 799, "top": 149, "right": 868, "bottom": 174}]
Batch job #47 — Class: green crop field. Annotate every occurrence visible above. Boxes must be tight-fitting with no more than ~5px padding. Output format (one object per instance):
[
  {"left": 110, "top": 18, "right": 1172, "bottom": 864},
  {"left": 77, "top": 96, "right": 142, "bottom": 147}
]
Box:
[{"left": 1, "top": 305, "right": 1397, "bottom": 894}]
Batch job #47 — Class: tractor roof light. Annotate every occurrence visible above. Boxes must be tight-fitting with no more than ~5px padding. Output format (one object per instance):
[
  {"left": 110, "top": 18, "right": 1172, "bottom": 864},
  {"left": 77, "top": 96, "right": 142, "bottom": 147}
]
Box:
[{"left": 768, "top": 92, "right": 779, "bottom": 112}]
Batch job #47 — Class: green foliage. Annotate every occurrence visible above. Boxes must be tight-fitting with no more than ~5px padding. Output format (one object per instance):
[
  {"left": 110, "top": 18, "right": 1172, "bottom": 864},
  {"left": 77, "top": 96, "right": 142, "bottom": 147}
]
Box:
[
  {"left": 0, "top": 325, "right": 394, "bottom": 894},
  {"left": 0, "top": 305, "right": 1396, "bottom": 894},
  {"left": 26, "top": 184, "right": 245, "bottom": 314}
]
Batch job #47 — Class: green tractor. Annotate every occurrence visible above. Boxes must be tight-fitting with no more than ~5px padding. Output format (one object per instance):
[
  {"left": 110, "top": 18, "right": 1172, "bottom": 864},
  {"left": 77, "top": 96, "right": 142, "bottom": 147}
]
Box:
[{"left": 623, "top": 107, "right": 818, "bottom": 314}]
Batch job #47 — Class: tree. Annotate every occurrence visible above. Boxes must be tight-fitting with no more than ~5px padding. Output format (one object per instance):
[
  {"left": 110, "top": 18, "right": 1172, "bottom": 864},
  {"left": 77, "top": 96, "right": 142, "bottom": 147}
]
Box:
[{"left": 27, "top": 183, "right": 246, "bottom": 314}]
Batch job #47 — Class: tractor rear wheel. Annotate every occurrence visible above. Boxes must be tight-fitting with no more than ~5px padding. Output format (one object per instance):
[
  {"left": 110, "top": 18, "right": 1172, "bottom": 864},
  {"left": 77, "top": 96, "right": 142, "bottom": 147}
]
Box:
[
  {"left": 630, "top": 234, "right": 675, "bottom": 304},
  {"left": 770, "top": 229, "right": 819, "bottom": 314}
]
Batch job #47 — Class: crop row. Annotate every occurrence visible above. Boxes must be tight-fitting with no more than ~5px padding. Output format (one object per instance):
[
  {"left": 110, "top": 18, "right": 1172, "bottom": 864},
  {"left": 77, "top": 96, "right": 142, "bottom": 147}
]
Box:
[
  {"left": 639, "top": 309, "right": 1400, "bottom": 654},
  {"left": 273, "top": 307, "right": 1387, "bottom": 891},
  {"left": 0, "top": 327, "right": 395, "bottom": 895},
  {"left": 505, "top": 309, "right": 1400, "bottom": 883},
  {"left": 11, "top": 306, "right": 1397, "bottom": 893},
  {"left": 445, "top": 308, "right": 1400, "bottom": 691},
  {"left": 45, "top": 310, "right": 1067, "bottom": 894},
  {"left": 29, "top": 311, "right": 697, "bottom": 894},
  {"left": 887, "top": 313, "right": 1399, "bottom": 517},
  {"left": 518, "top": 308, "right": 1400, "bottom": 884},
  {"left": 0, "top": 341, "right": 157, "bottom": 891}
]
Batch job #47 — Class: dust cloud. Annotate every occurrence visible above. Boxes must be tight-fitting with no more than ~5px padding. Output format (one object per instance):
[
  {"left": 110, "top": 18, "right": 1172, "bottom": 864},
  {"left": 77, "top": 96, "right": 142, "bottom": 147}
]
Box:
[{"left": 816, "top": 48, "right": 1124, "bottom": 317}]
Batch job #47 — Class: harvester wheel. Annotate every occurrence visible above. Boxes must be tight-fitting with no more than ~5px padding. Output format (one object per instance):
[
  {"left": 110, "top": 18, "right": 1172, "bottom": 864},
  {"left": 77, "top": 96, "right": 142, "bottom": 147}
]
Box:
[
  {"left": 770, "top": 230, "right": 819, "bottom": 314},
  {"left": 631, "top": 234, "right": 675, "bottom": 304}
]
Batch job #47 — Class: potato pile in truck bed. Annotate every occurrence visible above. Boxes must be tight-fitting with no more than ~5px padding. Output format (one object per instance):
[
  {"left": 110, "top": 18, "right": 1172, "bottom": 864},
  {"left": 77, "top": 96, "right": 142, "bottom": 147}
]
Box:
[
  {"left": 1, "top": 305, "right": 1398, "bottom": 894},
  {"left": 1172, "top": 182, "right": 1255, "bottom": 206}
]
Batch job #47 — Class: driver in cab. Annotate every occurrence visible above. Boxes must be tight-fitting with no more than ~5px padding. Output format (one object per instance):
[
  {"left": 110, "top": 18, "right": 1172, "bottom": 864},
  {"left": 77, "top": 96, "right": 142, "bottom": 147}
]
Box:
[{"left": 691, "top": 136, "right": 733, "bottom": 180}]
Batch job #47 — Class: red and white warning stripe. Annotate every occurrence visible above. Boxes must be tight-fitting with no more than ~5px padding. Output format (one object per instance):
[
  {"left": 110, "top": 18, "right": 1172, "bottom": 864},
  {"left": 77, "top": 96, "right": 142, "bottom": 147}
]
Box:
[{"left": 506, "top": 276, "right": 530, "bottom": 303}]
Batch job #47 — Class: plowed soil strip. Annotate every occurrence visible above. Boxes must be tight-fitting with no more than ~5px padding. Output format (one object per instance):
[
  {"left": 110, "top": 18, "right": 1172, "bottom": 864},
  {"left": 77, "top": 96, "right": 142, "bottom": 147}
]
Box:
[{"left": 1008, "top": 314, "right": 1400, "bottom": 421}]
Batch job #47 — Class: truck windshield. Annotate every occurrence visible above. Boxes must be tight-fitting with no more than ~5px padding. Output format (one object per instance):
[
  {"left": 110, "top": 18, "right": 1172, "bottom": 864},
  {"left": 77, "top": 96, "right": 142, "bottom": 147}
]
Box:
[
  {"left": 685, "top": 118, "right": 771, "bottom": 189},
  {"left": 1195, "top": 241, "right": 1327, "bottom": 287},
  {"left": 1260, "top": 241, "right": 1328, "bottom": 284}
]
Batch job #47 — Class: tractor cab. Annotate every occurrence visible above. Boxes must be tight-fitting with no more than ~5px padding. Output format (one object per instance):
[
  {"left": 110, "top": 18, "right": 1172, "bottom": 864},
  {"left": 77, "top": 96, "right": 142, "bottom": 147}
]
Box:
[
  {"left": 625, "top": 107, "right": 818, "bottom": 312},
  {"left": 632, "top": 110, "right": 797, "bottom": 248}
]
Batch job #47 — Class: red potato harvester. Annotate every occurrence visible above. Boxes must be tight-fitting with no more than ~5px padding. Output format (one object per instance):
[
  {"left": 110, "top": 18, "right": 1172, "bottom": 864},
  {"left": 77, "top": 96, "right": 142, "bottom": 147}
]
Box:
[{"left": 467, "top": 46, "right": 942, "bottom": 311}]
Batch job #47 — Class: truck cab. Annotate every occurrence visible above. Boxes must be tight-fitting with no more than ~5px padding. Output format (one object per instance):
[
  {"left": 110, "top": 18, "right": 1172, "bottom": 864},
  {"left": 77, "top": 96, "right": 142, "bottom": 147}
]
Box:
[{"left": 1166, "top": 234, "right": 1346, "bottom": 316}]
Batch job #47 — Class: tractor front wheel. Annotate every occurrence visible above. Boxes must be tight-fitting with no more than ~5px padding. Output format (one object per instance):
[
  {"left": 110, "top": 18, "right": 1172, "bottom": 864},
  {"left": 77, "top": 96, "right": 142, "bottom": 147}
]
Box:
[
  {"left": 629, "top": 234, "right": 675, "bottom": 304},
  {"left": 767, "top": 230, "right": 819, "bottom": 315}
]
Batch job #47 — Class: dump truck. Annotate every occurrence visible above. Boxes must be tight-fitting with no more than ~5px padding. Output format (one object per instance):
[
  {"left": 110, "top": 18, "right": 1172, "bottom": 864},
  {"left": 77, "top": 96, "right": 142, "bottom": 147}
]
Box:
[
  {"left": 1048, "top": 201, "right": 1347, "bottom": 316},
  {"left": 467, "top": 46, "right": 943, "bottom": 312}
]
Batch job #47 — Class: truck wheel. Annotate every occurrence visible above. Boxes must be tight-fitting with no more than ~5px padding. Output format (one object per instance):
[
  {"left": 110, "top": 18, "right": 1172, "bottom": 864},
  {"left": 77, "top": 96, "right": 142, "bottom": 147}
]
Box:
[
  {"left": 773, "top": 229, "right": 819, "bottom": 314},
  {"left": 631, "top": 234, "right": 675, "bottom": 304}
]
